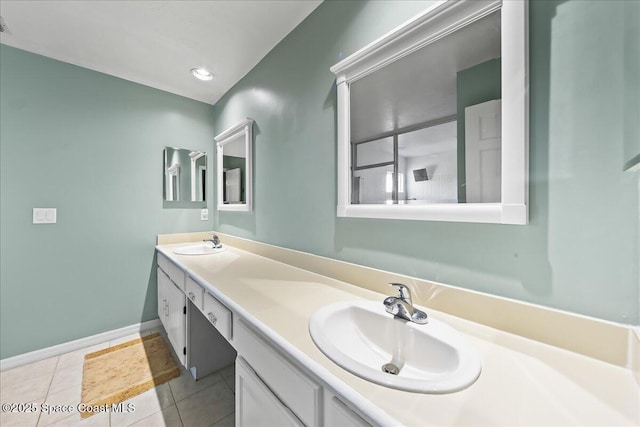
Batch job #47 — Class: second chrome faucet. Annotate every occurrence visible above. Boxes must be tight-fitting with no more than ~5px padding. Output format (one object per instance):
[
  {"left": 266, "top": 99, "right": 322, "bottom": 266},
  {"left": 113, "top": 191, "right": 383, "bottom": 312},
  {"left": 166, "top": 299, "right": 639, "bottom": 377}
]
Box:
[
  {"left": 203, "top": 233, "right": 222, "bottom": 249},
  {"left": 383, "top": 283, "right": 428, "bottom": 324}
]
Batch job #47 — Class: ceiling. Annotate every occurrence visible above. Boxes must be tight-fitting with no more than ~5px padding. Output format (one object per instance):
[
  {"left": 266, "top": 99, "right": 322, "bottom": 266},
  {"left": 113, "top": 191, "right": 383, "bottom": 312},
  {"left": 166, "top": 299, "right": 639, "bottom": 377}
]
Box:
[{"left": 0, "top": 1, "right": 322, "bottom": 105}]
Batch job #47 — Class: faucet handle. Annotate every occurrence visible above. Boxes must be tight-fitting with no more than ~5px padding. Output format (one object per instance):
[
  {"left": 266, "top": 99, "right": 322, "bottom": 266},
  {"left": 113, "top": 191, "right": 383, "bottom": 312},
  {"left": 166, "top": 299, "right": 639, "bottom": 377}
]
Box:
[{"left": 389, "top": 283, "right": 411, "bottom": 301}]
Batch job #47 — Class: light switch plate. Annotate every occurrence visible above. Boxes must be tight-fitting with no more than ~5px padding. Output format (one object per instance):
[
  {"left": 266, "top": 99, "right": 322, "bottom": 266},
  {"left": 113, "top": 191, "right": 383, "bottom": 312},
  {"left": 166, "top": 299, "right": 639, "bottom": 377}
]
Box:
[
  {"left": 200, "top": 208, "right": 209, "bottom": 221},
  {"left": 33, "top": 208, "right": 57, "bottom": 224}
]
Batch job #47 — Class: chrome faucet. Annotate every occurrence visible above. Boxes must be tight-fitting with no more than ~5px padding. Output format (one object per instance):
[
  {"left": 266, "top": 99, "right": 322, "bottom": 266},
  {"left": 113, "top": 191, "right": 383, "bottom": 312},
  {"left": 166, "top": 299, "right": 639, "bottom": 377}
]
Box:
[
  {"left": 383, "top": 283, "right": 428, "bottom": 324},
  {"left": 203, "top": 233, "right": 222, "bottom": 249}
]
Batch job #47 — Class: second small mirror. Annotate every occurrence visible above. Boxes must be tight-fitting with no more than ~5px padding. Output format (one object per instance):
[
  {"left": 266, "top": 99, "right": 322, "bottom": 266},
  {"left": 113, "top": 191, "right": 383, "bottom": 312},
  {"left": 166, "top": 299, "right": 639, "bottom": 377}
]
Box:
[
  {"left": 215, "top": 118, "right": 254, "bottom": 211},
  {"left": 163, "top": 147, "right": 207, "bottom": 203}
]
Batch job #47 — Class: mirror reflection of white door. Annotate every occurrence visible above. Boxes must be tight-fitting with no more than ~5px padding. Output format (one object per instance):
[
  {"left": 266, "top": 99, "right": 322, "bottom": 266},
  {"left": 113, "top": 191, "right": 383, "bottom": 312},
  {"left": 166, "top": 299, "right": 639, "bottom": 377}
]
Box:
[
  {"left": 465, "top": 99, "right": 501, "bottom": 203},
  {"left": 224, "top": 168, "right": 241, "bottom": 203}
]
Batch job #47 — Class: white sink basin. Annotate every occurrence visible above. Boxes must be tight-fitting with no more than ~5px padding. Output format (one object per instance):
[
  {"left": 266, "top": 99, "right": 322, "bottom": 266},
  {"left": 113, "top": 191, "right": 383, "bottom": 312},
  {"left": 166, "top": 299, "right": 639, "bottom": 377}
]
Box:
[
  {"left": 309, "top": 300, "right": 481, "bottom": 393},
  {"left": 173, "top": 244, "right": 226, "bottom": 255}
]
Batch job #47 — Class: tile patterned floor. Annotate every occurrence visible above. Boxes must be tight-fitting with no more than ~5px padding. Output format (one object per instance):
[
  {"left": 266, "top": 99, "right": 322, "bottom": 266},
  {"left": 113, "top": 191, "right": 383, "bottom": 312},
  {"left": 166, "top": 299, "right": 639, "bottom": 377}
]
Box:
[{"left": 0, "top": 330, "right": 235, "bottom": 427}]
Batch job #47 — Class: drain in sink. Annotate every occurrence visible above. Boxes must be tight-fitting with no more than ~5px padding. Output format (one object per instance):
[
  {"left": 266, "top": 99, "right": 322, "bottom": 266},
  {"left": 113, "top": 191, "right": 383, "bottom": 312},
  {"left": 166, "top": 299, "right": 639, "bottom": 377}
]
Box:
[{"left": 382, "top": 363, "right": 400, "bottom": 375}]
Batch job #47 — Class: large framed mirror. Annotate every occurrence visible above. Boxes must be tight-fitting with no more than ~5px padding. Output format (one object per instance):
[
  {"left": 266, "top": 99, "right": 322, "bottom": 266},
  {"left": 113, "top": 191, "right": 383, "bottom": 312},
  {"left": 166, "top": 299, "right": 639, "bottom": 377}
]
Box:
[
  {"left": 163, "top": 147, "right": 207, "bottom": 205},
  {"left": 215, "top": 118, "right": 254, "bottom": 211},
  {"left": 331, "top": 0, "right": 528, "bottom": 224}
]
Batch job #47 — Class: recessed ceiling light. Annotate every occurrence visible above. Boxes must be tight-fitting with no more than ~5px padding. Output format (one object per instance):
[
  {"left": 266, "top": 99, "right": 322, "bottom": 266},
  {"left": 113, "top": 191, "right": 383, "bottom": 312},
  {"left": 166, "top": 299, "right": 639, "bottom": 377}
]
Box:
[{"left": 191, "top": 68, "right": 213, "bottom": 81}]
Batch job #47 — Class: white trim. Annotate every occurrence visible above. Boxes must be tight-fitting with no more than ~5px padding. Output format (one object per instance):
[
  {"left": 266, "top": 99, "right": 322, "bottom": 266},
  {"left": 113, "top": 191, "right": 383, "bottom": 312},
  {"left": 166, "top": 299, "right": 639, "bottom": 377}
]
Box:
[
  {"left": 215, "top": 118, "right": 254, "bottom": 212},
  {"left": 167, "top": 163, "right": 180, "bottom": 201},
  {"left": 330, "top": 0, "right": 500, "bottom": 82},
  {"left": 0, "top": 319, "right": 161, "bottom": 372},
  {"left": 332, "top": 0, "right": 529, "bottom": 225},
  {"left": 341, "top": 203, "right": 504, "bottom": 224}
]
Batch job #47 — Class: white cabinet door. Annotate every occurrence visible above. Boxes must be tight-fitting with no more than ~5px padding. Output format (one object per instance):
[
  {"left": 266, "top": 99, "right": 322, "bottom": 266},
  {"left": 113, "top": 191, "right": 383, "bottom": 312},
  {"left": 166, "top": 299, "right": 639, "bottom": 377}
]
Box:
[
  {"left": 157, "top": 268, "right": 170, "bottom": 331},
  {"left": 165, "top": 276, "right": 186, "bottom": 366},
  {"left": 236, "top": 357, "right": 303, "bottom": 427}
]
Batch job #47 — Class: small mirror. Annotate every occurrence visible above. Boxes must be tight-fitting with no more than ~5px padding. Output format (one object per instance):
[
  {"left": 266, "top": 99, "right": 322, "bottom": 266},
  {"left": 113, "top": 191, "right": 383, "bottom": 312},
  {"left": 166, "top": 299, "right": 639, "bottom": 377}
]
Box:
[
  {"left": 215, "top": 118, "right": 254, "bottom": 211},
  {"left": 163, "top": 147, "right": 207, "bottom": 203}
]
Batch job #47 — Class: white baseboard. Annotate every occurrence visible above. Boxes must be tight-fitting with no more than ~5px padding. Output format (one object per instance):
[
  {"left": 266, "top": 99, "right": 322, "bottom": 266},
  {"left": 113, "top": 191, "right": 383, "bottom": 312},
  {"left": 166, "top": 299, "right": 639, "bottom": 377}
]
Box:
[{"left": 0, "top": 319, "right": 162, "bottom": 372}]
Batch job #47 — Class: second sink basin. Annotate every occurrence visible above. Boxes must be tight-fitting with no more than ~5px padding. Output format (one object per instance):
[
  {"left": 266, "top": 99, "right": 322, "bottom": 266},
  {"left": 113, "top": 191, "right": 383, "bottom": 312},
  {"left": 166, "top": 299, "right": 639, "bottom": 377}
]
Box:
[
  {"left": 173, "top": 244, "right": 226, "bottom": 255},
  {"left": 309, "top": 300, "right": 481, "bottom": 393}
]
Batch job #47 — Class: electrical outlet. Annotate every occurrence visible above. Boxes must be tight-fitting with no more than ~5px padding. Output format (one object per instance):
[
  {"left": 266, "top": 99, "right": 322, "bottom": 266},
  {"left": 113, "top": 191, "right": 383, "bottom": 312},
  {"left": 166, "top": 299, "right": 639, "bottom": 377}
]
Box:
[
  {"left": 200, "top": 208, "right": 209, "bottom": 221},
  {"left": 33, "top": 208, "right": 56, "bottom": 224}
]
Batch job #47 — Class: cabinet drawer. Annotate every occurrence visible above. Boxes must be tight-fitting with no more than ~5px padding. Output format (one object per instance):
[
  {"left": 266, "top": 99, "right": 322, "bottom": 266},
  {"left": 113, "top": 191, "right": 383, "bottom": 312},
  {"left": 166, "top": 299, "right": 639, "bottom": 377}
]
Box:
[
  {"left": 157, "top": 252, "right": 185, "bottom": 289},
  {"left": 185, "top": 276, "right": 204, "bottom": 310},
  {"left": 203, "top": 292, "right": 232, "bottom": 341},
  {"left": 235, "top": 319, "right": 321, "bottom": 427}
]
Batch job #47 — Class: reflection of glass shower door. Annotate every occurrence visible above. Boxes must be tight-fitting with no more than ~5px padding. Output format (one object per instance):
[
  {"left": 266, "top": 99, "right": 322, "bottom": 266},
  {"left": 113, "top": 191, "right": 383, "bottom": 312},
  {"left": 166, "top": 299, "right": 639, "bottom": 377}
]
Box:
[{"left": 224, "top": 168, "right": 241, "bottom": 203}]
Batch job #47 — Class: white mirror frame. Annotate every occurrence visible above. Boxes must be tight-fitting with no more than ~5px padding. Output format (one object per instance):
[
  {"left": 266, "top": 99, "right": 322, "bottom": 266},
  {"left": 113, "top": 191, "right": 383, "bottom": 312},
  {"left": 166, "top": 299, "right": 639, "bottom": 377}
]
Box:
[
  {"left": 331, "top": 0, "right": 528, "bottom": 224},
  {"left": 215, "top": 118, "right": 254, "bottom": 212},
  {"left": 166, "top": 163, "right": 180, "bottom": 202}
]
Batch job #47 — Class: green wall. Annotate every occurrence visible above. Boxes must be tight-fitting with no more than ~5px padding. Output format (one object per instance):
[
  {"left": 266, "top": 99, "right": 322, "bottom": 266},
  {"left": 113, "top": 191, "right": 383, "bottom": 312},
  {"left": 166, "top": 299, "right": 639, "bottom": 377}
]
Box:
[
  {"left": 624, "top": 0, "right": 640, "bottom": 171},
  {"left": 212, "top": 0, "right": 639, "bottom": 325},
  {"left": 0, "top": 45, "right": 215, "bottom": 358},
  {"left": 456, "top": 58, "right": 502, "bottom": 202}
]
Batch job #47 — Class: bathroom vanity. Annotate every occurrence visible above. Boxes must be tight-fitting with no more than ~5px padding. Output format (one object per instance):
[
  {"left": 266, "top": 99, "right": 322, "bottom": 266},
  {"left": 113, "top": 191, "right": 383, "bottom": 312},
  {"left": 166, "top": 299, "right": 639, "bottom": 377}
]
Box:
[
  {"left": 157, "top": 251, "right": 236, "bottom": 380},
  {"left": 156, "top": 233, "right": 639, "bottom": 426},
  {"left": 156, "top": 246, "right": 374, "bottom": 426}
]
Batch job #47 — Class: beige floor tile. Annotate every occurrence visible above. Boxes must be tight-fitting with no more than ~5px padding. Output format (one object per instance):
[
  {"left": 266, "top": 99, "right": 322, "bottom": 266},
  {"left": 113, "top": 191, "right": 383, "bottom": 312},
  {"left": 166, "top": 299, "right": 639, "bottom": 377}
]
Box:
[
  {"left": 37, "top": 384, "right": 82, "bottom": 426},
  {"left": 0, "top": 399, "right": 43, "bottom": 427},
  {"left": 129, "top": 404, "right": 183, "bottom": 427},
  {"left": 218, "top": 364, "right": 234, "bottom": 381},
  {"left": 0, "top": 356, "right": 59, "bottom": 382},
  {"left": 212, "top": 412, "right": 234, "bottom": 427},
  {"left": 0, "top": 357, "right": 58, "bottom": 403},
  {"left": 56, "top": 343, "right": 110, "bottom": 371},
  {"left": 0, "top": 376, "right": 51, "bottom": 406},
  {"left": 176, "top": 381, "right": 234, "bottom": 427},
  {"left": 108, "top": 329, "right": 159, "bottom": 348},
  {"left": 45, "top": 410, "right": 109, "bottom": 427},
  {"left": 108, "top": 333, "right": 145, "bottom": 348},
  {"left": 49, "top": 365, "right": 84, "bottom": 395},
  {"left": 168, "top": 368, "right": 224, "bottom": 403},
  {"left": 222, "top": 376, "right": 235, "bottom": 394},
  {"left": 110, "top": 383, "right": 175, "bottom": 427},
  {"left": 145, "top": 327, "right": 164, "bottom": 336}
]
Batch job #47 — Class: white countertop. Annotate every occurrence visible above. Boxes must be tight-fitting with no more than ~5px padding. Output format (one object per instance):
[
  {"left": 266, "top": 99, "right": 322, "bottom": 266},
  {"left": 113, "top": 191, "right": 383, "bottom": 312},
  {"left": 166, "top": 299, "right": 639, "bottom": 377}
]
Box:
[{"left": 157, "top": 242, "right": 639, "bottom": 426}]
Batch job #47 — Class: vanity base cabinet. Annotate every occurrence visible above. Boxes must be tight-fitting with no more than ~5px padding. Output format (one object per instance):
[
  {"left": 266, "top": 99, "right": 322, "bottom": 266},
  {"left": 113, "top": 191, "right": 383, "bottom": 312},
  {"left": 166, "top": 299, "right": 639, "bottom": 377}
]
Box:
[
  {"left": 236, "top": 357, "right": 303, "bottom": 427},
  {"left": 156, "top": 249, "right": 381, "bottom": 426},
  {"left": 157, "top": 267, "right": 186, "bottom": 367},
  {"left": 233, "top": 316, "right": 378, "bottom": 427},
  {"left": 234, "top": 319, "right": 322, "bottom": 427}
]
